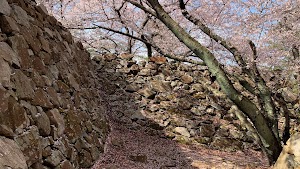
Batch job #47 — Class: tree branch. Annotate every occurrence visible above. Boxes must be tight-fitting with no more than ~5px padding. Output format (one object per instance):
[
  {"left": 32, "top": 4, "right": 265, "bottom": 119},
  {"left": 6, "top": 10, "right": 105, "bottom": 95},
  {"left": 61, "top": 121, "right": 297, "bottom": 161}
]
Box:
[
  {"left": 68, "top": 25, "right": 205, "bottom": 65},
  {"left": 248, "top": 40, "right": 258, "bottom": 60},
  {"left": 178, "top": 0, "right": 247, "bottom": 69},
  {"left": 125, "top": 0, "right": 157, "bottom": 17},
  {"left": 68, "top": 24, "right": 145, "bottom": 42},
  {"left": 248, "top": 40, "right": 279, "bottom": 141},
  {"left": 145, "top": 0, "right": 281, "bottom": 162},
  {"left": 274, "top": 92, "right": 291, "bottom": 144}
]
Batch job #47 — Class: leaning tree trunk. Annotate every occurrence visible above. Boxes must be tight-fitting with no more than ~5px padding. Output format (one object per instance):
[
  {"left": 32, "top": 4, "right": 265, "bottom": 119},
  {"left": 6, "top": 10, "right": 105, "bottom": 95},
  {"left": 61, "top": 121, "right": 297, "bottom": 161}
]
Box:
[{"left": 145, "top": 0, "right": 282, "bottom": 164}]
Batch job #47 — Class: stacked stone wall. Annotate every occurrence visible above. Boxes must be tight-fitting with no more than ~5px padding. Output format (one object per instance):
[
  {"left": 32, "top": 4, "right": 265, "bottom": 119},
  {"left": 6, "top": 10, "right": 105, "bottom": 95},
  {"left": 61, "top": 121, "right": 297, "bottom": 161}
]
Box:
[
  {"left": 93, "top": 53, "right": 260, "bottom": 153},
  {"left": 0, "top": 0, "right": 109, "bottom": 168},
  {"left": 93, "top": 51, "right": 300, "bottom": 153}
]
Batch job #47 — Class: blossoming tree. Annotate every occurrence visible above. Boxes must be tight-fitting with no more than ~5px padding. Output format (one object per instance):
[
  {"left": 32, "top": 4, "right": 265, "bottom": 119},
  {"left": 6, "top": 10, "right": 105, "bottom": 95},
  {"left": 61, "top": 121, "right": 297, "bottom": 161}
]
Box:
[{"left": 37, "top": 0, "right": 299, "bottom": 164}]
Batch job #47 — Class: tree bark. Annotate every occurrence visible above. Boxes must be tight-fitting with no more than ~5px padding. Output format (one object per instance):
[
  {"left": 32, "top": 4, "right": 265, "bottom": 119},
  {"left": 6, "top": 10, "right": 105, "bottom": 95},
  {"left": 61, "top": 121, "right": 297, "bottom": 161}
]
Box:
[
  {"left": 141, "top": 35, "right": 152, "bottom": 57},
  {"left": 179, "top": 1, "right": 279, "bottom": 141},
  {"left": 146, "top": 43, "right": 152, "bottom": 57},
  {"left": 145, "top": 0, "right": 282, "bottom": 164}
]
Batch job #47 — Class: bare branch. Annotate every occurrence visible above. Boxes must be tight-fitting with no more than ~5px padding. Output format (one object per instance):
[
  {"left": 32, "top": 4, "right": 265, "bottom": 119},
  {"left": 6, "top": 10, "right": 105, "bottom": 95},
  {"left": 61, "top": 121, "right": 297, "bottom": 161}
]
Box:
[
  {"left": 178, "top": 0, "right": 247, "bottom": 69},
  {"left": 68, "top": 25, "right": 146, "bottom": 42},
  {"left": 248, "top": 40, "right": 258, "bottom": 60},
  {"left": 141, "top": 33, "right": 205, "bottom": 65},
  {"left": 125, "top": 0, "right": 157, "bottom": 17},
  {"left": 68, "top": 25, "right": 205, "bottom": 65}
]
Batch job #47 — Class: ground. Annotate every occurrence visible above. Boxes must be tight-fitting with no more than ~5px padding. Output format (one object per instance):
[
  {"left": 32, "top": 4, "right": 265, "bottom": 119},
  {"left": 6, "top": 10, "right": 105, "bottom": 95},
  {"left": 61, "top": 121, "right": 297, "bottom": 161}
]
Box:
[{"left": 92, "top": 118, "right": 269, "bottom": 169}]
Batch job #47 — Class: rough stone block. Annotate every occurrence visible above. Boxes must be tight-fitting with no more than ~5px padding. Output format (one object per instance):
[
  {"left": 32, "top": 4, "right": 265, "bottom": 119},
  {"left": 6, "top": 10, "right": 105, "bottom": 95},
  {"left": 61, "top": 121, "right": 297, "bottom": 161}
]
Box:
[
  {"left": 11, "top": 5, "right": 30, "bottom": 28},
  {"left": 0, "top": 0, "right": 11, "bottom": 15},
  {"left": 89, "top": 145, "right": 101, "bottom": 161},
  {"left": 44, "top": 27, "right": 54, "bottom": 38},
  {"left": 211, "top": 137, "right": 243, "bottom": 151},
  {"left": 46, "top": 87, "right": 61, "bottom": 107},
  {"left": 0, "top": 137, "right": 27, "bottom": 169},
  {"left": 47, "top": 15, "right": 58, "bottom": 26},
  {"left": 64, "top": 109, "right": 84, "bottom": 142},
  {"left": 67, "top": 73, "right": 80, "bottom": 91},
  {"left": 274, "top": 133, "right": 300, "bottom": 169},
  {"left": 33, "top": 107, "right": 51, "bottom": 136},
  {"left": 30, "top": 162, "right": 50, "bottom": 169},
  {"left": 0, "top": 124, "right": 14, "bottom": 138},
  {"left": 31, "top": 88, "right": 53, "bottom": 108},
  {"left": 150, "top": 80, "right": 172, "bottom": 93},
  {"left": 56, "top": 80, "right": 70, "bottom": 93},
  {"left": 0, "top": 15, "right": 20, "bottom": 34},
  {"left": 61, "top": 30, "right": 73, "bottom": 44},
  {"left": 44, "top": 150, "right": 64, "bottom": 167},
  {"left": 138, "top": 87, "right": 156, "bottom": 99},
  {"left": 20, "top": 100, "right": 38, "bottom": 117},
  {"left": 42, "top": 146, "right": 52, "bottom": 158},
  {"left": 39, "top": 36, "right": 51, "bottom": 53},
  {"left": 49, "top": 65, "right": 59, "bottom": 79},
  {"left": 12, "top": 70, "right": 35, "bottom": 100},
  {"left": 181, "top": 74, "right": 194, "bottom": 84},
  {"left": 8, "top": 34, "right": 32, "bottom": 69},
  {"left": 20, "top": 27, "right": 41, "bottom": 54},
  {"left": 0, "top": 42, "right": 20, "bottom": 67},
  {"left": 41, "top": 74, "right": 52, "bottom": 86},
  {"left": 78, "top": 149, "right": 93, "bottom": 168},
  {"left": 198, "top": 124, "right": 216, "bottom": 137},
  {"left": 0, "top": 33, "right": 7, "bottom": 41},
  {"left": 59, "top": 160, "right": 75, "bottom": 169},
  {"left": 0, "top": 58, "right": 11, "bottom": 87},
  {"left": 36, "top": 4, "right": 48, "bottom": 17},
  {"left": 32, "top": 57, "right": 47, "bottom": 75},
  {"left": 46, "top": 109, "right": 65, "bottom": 136},
  {"left": 74, "top": 137, "right": 91, "bottom": 152},
  {"left": 14, "top": 126, "right": 42, "bottom": 167},
  {"left": 281, "top": 87, "right": 298, "bottom": 103},
  {"left": 32, "top": 71, "right": 45, "bottom": 87},
  {"left": 174, "top": 127, "right": 190, "bottom": 137},
  {"left": 0, "top": 96, "right": 29, "bottom": 133}
]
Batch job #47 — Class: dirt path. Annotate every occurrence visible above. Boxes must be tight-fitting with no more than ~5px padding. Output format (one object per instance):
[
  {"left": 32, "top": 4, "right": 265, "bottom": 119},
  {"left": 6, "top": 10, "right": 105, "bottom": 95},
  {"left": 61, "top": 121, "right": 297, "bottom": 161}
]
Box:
[
  {"left": 92, "top": 65, "right": 270, "bottom": 169},
  {"left": 92, "top": 118, "right": 269, "bottom": 169}
]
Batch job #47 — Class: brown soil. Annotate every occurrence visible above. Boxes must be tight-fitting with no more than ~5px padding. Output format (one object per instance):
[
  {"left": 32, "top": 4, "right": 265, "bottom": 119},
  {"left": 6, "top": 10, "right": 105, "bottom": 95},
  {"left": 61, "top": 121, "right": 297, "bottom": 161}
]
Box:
[{"left": 92, "top": 119, "right": 269, "bottom": 169}]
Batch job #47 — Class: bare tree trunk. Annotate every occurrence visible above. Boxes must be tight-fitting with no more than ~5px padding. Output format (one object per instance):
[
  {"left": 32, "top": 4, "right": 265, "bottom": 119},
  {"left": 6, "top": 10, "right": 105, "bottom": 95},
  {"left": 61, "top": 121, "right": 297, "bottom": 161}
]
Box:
[{"left": 145, "top": 0, "right": 282, "bottom": 164}]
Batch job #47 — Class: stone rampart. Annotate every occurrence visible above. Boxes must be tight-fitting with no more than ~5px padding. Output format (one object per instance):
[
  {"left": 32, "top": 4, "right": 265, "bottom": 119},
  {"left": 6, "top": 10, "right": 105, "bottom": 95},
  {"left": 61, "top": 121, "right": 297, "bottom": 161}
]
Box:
[{"left": 0, "top": 0, "right": 109, "bottom": 168}]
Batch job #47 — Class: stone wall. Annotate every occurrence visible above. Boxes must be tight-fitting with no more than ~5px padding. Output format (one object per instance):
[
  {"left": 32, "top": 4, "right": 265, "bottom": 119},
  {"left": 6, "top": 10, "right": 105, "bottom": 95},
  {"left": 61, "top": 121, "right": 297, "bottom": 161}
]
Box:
[
  {"left": 0, "top": 0, "right": 109, "bottom": 168},
  {"left": 92, "top": 53, "right": 260, "bottom": 152},
  {"left": 93, "top": 51, "right": 300, "bottom": 153}
]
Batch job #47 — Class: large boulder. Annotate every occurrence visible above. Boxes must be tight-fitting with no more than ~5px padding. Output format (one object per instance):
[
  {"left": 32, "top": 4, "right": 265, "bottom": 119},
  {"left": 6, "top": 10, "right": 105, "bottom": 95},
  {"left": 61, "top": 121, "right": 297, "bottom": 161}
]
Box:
[{"left": 273, "top": 133, "right": 300, "bottom": 169}]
